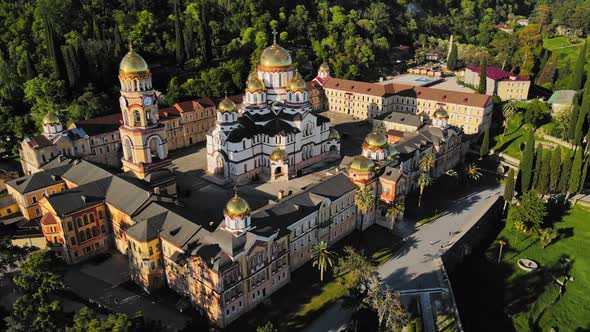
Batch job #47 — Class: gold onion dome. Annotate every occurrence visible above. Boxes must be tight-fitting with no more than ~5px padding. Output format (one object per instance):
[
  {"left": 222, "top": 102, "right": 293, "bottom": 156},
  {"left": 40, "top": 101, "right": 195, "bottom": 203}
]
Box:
[
  {"left": 350, "top": 156, "right": 375, "bottom": 173},
  {"left": 433, "top": 108, "right": 449, "bottom": 119},
  {"left": 260, "top": 42, "right": 292, "bottom": 67},
  {"left": 42, "top": 112, "right": 60, "bottom": 125},
  {"left": 319, "top": 62, "right": 330, "bottom": 71},
  {"left": 119, "top": 49, "right": 149, "bottom": 74},
  {"left": 246, "top": 72, "right": 266, "bottom": 92},
  {"left": 218, "top": 96, "right": 237, "bottom": 113},
  {"left": 328, "top": 128, "right": 340, "bottom": 140},
  {"left": 270, "top": 148, "right": 288, "bottom": 161},
  {"left": 224, "top": 194, "right": 251, "bottom": 218},
  {"left": 287, "top": 71, "right": 306, "bottom": 92},
  {"left": 364, "top": 131, "right": 388, "bottom": 149}
]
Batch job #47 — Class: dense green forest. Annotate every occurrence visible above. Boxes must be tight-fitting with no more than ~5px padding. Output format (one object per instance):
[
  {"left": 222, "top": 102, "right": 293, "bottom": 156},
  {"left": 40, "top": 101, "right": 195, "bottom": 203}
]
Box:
[{"left": 0, "top": 0, "right": 585, "bottom": 156}]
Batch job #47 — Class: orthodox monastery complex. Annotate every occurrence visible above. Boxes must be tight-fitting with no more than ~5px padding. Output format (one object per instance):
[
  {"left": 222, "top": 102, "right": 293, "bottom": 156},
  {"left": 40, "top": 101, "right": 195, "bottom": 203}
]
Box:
[{"left": 2, "top": 35, "right": 484, "bottom": 328}]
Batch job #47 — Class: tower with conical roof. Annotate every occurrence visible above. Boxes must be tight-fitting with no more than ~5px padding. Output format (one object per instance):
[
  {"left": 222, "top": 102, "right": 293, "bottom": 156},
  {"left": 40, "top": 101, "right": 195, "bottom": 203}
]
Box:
[{"left": 118, "top": 45, "right": 174, "bottom": 191}]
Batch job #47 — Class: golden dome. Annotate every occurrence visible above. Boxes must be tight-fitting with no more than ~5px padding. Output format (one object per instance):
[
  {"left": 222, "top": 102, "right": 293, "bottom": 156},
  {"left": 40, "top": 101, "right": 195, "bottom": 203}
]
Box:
[
  {"left": 246, "top": 72, "right": 266, "bottom": 92},
  {"left": 260, "top": 43, "right": 292, "bottom": 68},
  {"left": 42, "top": 112, "right": 60, "bottom": 125},
  {"left": 349, "top": 156, "right": 375, "bottom": 173},
  {"left": 328, "top": 128, "right": 340, "bottom": 140},
  {"left": 218, "top": 96, "right": 237, "bottom": 113},
  {"left": 319, "top": 62, "right": 330, "bottom": 71},
  {"left": 433, "top": 108, "right": 449, "bottom": 119},
  {"left": 363, "top": 131, "right": 388, "bottom": 149},
  {"left": 270, "top": 148, "right": 288, "bottom": 161},
  {"left": 287, "top": 71, "right": 306, "bottom": 92},
  {"left": 224, "top": 194, "right": 251, "bottom": 218},
  {"left": 119, "top": 49, "right": 149, "bottom": 74}
]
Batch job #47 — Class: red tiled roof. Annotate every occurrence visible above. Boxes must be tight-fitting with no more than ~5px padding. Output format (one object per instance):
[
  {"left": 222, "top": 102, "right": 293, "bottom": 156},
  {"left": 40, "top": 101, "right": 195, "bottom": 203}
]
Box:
[
  {"left": 466, "top": 66, "right": 527, "bottom": 82},
  {"left": 40, "top": 213, "right": 57, "bottom": 225},
  {"left": 324, "top": 78, "right": 492, "bottom": 108}
]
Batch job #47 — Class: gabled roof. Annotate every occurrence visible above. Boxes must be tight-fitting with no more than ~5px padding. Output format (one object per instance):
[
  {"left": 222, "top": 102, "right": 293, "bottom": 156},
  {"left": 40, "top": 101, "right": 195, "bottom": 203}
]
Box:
[
  {"left": 128, "top": 202, "right": 203, "bottom": 250},
  {"left": 7, "top": 164, "right": 71, "bottom": 194},
  {"left": 45, "top": 189, "right": 104, "bottom": 216}
]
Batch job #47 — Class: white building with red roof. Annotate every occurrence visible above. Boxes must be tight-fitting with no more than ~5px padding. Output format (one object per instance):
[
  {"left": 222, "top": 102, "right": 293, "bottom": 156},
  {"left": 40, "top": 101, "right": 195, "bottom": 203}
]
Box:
[{"left": 463, "top": 66, "right": 530, "bottom": 101}]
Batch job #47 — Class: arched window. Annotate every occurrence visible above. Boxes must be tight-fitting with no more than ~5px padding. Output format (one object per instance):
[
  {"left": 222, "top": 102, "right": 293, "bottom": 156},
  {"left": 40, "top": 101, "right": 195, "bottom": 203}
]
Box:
[
  {"left": 85, "top": 229, "right": 91, "bottom": 239},
  {"left": 98, "top": 210, "right": 104, "bottom": 219},
  {"left": 224, "top": 114, "right": 229, "bottom": 122},
  {"left": 32, "top": 196, "right": 37, "bottom": 204},
  {"left": 146, "top": 110, "right": 152, "bottom": 124},
  {"left": 83, "top": 215, "right": 88, "bottom": 225},
  {"left": 76, "top": 218, "right": 82, "bottom": 227},
  {"left": 79, "top": 231, "right": 85, "bottom": 242},
  {"left": 133, "top": 111, "right": 140, "bottom": 125},
  {"left": 89, "top": 214, "right": 95, "bottom": 222},
  {"left": 92, "top": 227, "right": 98, "bottom": 237}
]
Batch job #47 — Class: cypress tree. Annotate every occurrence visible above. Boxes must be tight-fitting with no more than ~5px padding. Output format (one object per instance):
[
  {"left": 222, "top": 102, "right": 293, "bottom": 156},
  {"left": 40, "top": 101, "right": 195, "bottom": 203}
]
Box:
[
  {"left": 559, "top": 153, "right": 573, "bottom": 193},
  {"left": 478, "top": 56, "right": 487, "bottom": 94},
  {"left": 521, "top": 131, "right": 535, "bottom": 192},
  {"left": 532, "top": 147, "right": 543, "bottom": 189},
  {"left": 569, "top": 149, "right": 584, "bottom": 194},
  {"left": 574, "top": 107, "right": 588, "bottom": 147},
  {"left": 44, "top": 18, "right": 63, "bottom": 80},
  {"left": 24, "top": 51, "right": 36, "bottom": 80},
  {"left": 93, "top": 19, "right": 102, "bottom": 41},
  {"left": 62, "top": 45, "right": 76, "bottom": 88},
  {"left": 567, "top": 105, "right": 579, "bottom": 141},
  {"left": 550, "top": 146, "right": 562, "bottom": 191},
  {"left": 503, "top": 168, "right": 515, "bottom": 212},
  {"left": 580, "top": 157, "right": 590, "bottom": 192},
  {"left": 447, "top": 43, "right": 458, "bottom": 71},
  {"left": 571, "top": 40, "right": 587, "bottom": 90},
  {"left": 480, "top": 129, "right": 490, "bottom": 159},
  {"left": 537, "top": 150, "right": 552, "bottom": 194},
  {"left": 114, "top": 24, "right": 124, "bottom": 57},
  {"left": 174, "top": 0, "right": 185, "bottom": 65}
]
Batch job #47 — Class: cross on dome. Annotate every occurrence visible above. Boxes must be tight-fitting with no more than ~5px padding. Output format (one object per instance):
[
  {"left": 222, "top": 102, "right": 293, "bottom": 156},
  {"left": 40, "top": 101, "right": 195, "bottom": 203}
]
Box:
[
  {"left": 233, "top": 185, "right": 238, "bottom": 197},
  {"left": 272, "top": 28, "right": 277, "bottom": 44}
]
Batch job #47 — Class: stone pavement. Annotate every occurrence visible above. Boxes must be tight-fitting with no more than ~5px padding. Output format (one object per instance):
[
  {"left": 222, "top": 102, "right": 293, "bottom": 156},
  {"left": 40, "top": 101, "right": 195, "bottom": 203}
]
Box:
[{"left": 303, "top": 185, "right": 502, "bottom": 332}]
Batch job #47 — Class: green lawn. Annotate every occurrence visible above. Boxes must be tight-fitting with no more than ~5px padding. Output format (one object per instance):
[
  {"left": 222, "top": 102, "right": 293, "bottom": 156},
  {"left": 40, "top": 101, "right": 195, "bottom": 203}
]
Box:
[
  {"left": 542, "top": 36, "right": 588, "bottom": 89},
  {"left": 509, "top": 205, "right": 590, "bottom": 331},
  {"left": 453, "top": 204, "right": 590, "bottom": 332},
  {"left": 226, "top": 226, "right": 403, "bottom": 332},
  {"left": 543, "top": 36, "right": 573, "bottom": 50},
  {"left": 493, "top": 113, "right": 572, "bottom": 160}
]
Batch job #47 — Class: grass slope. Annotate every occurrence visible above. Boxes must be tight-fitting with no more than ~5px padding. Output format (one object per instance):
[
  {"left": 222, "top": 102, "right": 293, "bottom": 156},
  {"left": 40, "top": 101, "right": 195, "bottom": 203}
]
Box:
[{"left": 453, "top": 204, "right": 590, "bottom": 332}]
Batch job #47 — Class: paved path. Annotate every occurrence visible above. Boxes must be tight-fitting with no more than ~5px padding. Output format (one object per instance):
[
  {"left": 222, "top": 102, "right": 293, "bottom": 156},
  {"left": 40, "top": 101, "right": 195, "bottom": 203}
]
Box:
[{"left": 303, "top": 185, "right": 502, "bottom": 332}]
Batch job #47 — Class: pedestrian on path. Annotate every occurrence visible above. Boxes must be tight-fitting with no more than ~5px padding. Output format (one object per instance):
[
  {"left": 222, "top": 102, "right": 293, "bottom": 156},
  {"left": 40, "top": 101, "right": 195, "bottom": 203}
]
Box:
[{"left": 430, "top": 241, "right": 434, "bottom": 246}]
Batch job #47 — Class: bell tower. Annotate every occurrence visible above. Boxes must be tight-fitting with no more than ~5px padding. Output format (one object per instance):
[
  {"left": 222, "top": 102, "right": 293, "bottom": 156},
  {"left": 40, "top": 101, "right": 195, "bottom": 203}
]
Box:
[{"left": 118, "top": 45, "right": 174, "bottom": 191}]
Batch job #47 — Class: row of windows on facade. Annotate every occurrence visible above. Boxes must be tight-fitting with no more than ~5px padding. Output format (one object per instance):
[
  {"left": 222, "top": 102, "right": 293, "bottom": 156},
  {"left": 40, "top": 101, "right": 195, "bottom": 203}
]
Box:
[
  {"left": 29, "top": 187, "right": 65, "bottom": 204},
  {"left": 71, "top": 225, "right": 106, "bottom": 245},
  {"left": 90, "top": 133, "right": 119, "bottom": 146},
  {"left": 129, "top": 240, "right": 161, "bottom": 257}
]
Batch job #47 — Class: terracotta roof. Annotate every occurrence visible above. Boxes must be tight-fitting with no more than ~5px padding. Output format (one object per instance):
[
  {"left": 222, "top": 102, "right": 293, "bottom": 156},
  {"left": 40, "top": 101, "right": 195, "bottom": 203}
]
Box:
[
  {"left": 325, "top": 78, "right": 492, "bottom": 108},
  {"left": 40, "top": 213, "right": 57, "bottom": 225},
  {"left": 466, "top": 66, "right": 527, "bottom": 82}
]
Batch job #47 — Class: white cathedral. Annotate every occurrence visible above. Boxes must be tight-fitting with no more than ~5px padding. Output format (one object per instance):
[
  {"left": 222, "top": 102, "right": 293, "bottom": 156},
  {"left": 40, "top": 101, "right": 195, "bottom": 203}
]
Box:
[{"left": 206, "top": 36, "right": 341, "bottom": 183}]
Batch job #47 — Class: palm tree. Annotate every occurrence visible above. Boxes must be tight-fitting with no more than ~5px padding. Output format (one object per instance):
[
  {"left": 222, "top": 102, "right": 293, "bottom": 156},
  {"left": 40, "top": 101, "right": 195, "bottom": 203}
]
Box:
[
  {"left": 311, "top": 241, "right": 335, "bottom": 282},
  {"left": 466, "top": 163, "right": 482, "bottom": 181},
  {"left": 386, "top": 203, "right": 403, "bottom": 224},
  {"left": 417, "top": 172, "right": 432, "bottom": 207},
  {"left": 513, "top": 220, "right": 528, "bottom": 242},
  {"left": 502, "top": 100, "right": 518, "bottom": 135},
  {"left": 445, "top": 169, "right": 458, "bottom": 177},
  {"left": 497, "top": 240, "right": 507, "bottom": 263},
  {"left": 355, "top": 187, "right": 375, "bottom": 232},
  {"left": 419, "top": 153, "right": 436, "bottom": 173}
]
